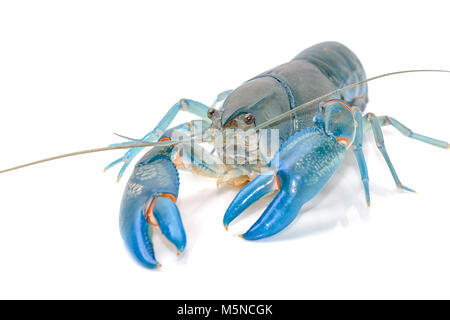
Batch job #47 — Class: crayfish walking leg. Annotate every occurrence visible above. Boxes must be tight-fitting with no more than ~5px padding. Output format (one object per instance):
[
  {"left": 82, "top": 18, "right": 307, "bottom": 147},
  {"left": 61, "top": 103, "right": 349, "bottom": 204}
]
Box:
[
  {"left": 105, "top": 91, "right": 230, "bottom": 181},
  {"left": 364, "top": 112, "right": 449, "bottom": 193}
]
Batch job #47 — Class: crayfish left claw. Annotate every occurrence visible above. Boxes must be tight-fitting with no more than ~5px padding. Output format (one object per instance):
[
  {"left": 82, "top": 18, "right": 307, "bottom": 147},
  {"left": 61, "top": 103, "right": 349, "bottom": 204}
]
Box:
[
  {"left": 152, "top": 196, "right": 186, "bottom": 253},
  {"left": 119, "top": 148, "right": 184, "bottom": 268},
  {"left": 120, "top": 192, "right": 186, "bottom": 268},
  {"left": 120, "top": 200, "right": 160, "bottom": 268}
]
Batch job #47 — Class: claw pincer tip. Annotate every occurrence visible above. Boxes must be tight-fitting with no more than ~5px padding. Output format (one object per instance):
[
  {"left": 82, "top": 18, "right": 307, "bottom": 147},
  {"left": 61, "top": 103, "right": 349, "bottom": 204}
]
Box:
[{"left": 223, "top": 170, "right": 278, "bottom": 228}]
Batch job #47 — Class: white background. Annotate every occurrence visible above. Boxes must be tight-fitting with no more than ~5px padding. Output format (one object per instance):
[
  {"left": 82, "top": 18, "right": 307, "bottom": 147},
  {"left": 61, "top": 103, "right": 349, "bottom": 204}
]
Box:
[{"left": 0, "top": 1, "right": 449, "bottom": 299}]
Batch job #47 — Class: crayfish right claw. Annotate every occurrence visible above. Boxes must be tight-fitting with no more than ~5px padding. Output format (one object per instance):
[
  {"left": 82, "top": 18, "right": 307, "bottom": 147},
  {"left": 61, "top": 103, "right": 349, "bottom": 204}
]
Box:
[
  {"left": 223, "top": 170, "right": 278, "bottom": 229},
  {"left": 224, "top": 125, "right": 349, "bottom": 240}
]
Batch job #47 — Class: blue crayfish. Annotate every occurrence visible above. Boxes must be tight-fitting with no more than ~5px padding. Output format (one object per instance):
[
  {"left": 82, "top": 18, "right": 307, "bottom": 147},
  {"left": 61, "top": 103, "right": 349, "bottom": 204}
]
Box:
[{"left": 2, "top": 42, "right": 448, "bottom": 268}]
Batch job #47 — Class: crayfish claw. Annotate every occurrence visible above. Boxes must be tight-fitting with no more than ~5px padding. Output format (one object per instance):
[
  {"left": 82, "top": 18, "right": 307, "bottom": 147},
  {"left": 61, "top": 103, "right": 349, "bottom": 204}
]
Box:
[
  {"left": 152, "top": 196, "right": 186, "bottom": 254},
  {"left": 223, "top": 170, "right": 278, "bottom": 228},
  {"left": 241, "top": 190, "right": 303, "bottom": 240},
  {"left": 119, "top": 148, "right": 183, "bottom": 268},
  {"left": 223, "top": 168, "right": 305, "bottom": 240},
  {"left": 225, "top": 126, "right": 348, "bottom": 241},
  {"left": 120, "top": 192, "right": 186, "bottom": 268},
  {"left": 119, "top": 202, "right": 160, "bottom": 268}
]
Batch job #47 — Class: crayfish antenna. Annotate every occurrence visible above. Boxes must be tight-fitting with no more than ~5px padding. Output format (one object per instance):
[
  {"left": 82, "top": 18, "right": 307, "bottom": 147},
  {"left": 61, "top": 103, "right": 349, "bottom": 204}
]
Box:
[{"left": 0, "top": 140, "right": 179, "bottom": 175}]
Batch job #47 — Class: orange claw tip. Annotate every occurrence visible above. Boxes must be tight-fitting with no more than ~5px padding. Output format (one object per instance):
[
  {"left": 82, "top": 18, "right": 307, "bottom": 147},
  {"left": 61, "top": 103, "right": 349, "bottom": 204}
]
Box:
[
  {"left": 157, "top": 264, "right": 162, "bottom": 268},
  {"left": 177, "top": 251, "right": 181, "bottom": 256},
  {"left": 224, "top": 225, "right": 229, "bottom": 231},
  {"left": 238, "top": 234, "right": 243, "bottom": 238}
]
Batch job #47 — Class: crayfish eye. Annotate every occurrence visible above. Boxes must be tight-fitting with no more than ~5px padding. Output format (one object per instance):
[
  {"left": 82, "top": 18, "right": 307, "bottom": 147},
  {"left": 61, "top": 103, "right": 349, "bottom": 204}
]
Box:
[
  {"left": 207, "top": 108, "right": 217, "bottom": 119},
  {"left": 243, "top": 113, "right": 255, "bottom": 124}
]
